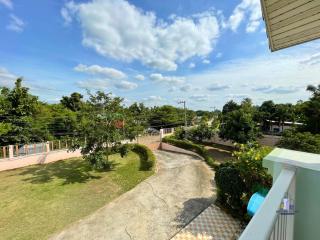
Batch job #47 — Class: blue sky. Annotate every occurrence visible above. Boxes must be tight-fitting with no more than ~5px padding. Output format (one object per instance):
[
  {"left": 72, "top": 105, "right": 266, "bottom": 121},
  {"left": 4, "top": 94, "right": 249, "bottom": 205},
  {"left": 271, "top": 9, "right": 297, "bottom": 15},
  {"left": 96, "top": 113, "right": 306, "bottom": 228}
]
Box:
[{"left": 0, "top": 0, "right": 319, "bottom": 110}]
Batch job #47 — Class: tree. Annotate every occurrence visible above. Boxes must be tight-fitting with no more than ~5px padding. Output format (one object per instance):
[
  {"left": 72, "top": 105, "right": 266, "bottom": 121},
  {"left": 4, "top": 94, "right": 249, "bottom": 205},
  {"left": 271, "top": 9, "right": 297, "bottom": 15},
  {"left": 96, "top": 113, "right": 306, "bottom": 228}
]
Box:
[
  {"left": 302, "top": 84, "right": 320, "bottom": 133},
  {"left": 222, "top": 100, "right": 239, "bottom": 115},
  {"left": 60, "top": 92, "right": 84, "bottom": 112},
  {"left": 0, "top": 78, "right": 39, "bottom": 145},
  {"left": 148, "top": 105, "right": 185, "bottom": 128},
  {"left": 219, "top": 99, "right": 260, "bottom": 143},
  {"left": 258, "top": 100, "right": 276, "bottom": 131},
  {"left": 73, "top": 91, "right": 125, "bottom": 169},
  {"left": 273, "top": 103, "right": 295, "bottom": 132},
  {"left": 189, "top": 122, "right": 215, "bottom": 143},
  {"left": 48, "top": 105, "right": 78, "bottom": 139}
]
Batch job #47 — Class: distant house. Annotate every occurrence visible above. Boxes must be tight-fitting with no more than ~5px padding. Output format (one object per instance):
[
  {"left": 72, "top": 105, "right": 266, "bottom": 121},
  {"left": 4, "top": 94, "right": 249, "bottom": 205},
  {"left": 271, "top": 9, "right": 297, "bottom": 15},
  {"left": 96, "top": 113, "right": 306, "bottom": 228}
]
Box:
[{"left": 265, "top": 120, "right": 304, "bottom": 134}]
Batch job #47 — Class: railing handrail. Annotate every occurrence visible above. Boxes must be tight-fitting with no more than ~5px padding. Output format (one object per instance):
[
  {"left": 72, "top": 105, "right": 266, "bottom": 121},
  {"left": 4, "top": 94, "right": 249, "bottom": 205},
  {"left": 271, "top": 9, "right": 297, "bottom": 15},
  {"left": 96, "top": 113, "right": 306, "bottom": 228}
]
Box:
[{"left": 239, "top": 168, "right": 296, "bottom": 240}]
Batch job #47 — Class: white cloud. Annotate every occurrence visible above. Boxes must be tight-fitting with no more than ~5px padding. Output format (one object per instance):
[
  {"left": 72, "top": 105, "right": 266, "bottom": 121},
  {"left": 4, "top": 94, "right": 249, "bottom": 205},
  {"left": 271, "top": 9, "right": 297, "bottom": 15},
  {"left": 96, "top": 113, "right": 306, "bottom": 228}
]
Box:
[
  {"left": 142, "top": 95, "right": 163, "bottom": 102},
  {"left": 74, "top": 64, "right": 126, "bottom": 79},
  {"left": 180, "top": 84, "right": 192, "bottom": 92},
  {"left": 189, "top": 94, "right": 210, "bottom": 102},
  {"left": 252, "top": 86, "right": 301, "bottom": 94},
  {"left": 135, "top": 74, "right": 145, "bottom": 81},
  {"left": 168, "top": 86, "right": 177, "bottom": 92},
  {"left": 300, "top": 52, "right": 320, "bottom": 66},
  {"left": 185, "top": 45, "right": 320, "bottom": 107},
  {"left": 61, "top": 1, "right": 76, "bottom": 25},
  {"left": 202, "top": 59, "right": 210, "bottom": 64},
  {"left": 77, "top": 79, "right": 109, "bottom": 90},
  {"left": 150, "top": 73, "right": 185, "bottom": 85},
  {"left": 6, "top": 14, "right": 25, "bottom": 33},
  {"left": 226, "top": 0, "right": 262, "bottom": 33},
  {"left": 114, "top": 80, "right": 138, "bottom": 90},
  {"left": 189, "top": 63, "right": 196, "bottom": 69},
  {"left": 216, "top": 52, "right": 223, "bottom": 58},
  {"left": 207, "top": 83, "right": 230, "bottom": 91},
  {"left": 0, "top": 67, "right": 17, "bottom": 87},
  {"left": 226, "top": 93, "right": 249, "bottom": 99},
  {"left": 62, "top": 0, "right": 220, "bottom": 71},
  {"left": 0, "top": 0, "right": 13, "bottom": 9}
]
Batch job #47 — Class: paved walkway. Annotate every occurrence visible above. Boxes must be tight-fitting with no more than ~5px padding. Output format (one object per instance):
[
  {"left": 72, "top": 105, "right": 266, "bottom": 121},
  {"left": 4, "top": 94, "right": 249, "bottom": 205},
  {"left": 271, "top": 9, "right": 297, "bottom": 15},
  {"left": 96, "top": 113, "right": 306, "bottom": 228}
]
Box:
[
  {"left": 51, "top": 150, "right": 215, "bottom": 240},
  {"left": 171, "top": 205, "right": 243, "bottom": 240}
]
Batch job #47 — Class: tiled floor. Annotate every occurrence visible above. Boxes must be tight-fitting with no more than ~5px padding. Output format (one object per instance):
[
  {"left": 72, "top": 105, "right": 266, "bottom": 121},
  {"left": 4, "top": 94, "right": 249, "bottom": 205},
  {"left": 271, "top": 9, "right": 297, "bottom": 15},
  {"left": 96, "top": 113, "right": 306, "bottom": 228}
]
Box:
[{"left": 171, "top": 205, "right": 243, "bottom": 240}]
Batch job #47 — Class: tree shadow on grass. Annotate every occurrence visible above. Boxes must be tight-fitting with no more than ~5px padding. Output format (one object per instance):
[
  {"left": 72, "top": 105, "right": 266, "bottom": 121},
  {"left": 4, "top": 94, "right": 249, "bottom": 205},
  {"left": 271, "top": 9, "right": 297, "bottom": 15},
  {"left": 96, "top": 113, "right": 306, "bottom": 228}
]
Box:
[
  {"left": 174, "top": 197, "right": 214, "bottom": 228},
  {"left": 17, "top": 159, "right": 109, "bottom": 185}
]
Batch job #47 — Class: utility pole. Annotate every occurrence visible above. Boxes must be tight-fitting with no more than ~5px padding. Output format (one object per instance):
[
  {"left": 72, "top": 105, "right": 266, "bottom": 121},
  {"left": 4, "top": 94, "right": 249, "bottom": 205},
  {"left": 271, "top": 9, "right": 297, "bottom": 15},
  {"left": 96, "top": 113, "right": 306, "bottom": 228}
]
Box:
[{"left": 178, "top": 100, "right": 187, "bottom": 128}]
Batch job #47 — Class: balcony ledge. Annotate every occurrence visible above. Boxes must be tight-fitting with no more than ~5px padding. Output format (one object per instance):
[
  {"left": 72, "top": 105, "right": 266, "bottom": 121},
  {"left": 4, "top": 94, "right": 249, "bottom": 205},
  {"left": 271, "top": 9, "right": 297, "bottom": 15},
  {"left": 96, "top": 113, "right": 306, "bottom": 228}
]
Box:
[{"left": 264, "top": 148, "right": 320, "bottom": 172}]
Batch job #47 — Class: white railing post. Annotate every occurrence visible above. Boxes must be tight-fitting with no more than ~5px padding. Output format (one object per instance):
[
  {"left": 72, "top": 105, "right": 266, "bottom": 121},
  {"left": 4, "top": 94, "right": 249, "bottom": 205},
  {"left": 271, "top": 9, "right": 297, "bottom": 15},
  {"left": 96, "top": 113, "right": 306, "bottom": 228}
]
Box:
[
  {"left": 8, "top": 145, "right": 14, "bottom": 159},
  {"left": 160, "top": 129, "right": 164, "bottom": 142},
  {"left": 46, "top": 142, "right": 50, "bottom": 153},
  {"left": 286, "top": 174, "right": 296, "bottom": 240}
]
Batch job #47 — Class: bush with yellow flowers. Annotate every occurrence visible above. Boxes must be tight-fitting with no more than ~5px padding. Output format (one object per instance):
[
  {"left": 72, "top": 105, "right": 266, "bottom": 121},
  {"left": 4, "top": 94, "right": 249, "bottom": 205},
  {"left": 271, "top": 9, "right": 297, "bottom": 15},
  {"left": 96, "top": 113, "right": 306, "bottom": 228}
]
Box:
[{"left": 215, "top": 142, "right": 272, "bottom": 219}]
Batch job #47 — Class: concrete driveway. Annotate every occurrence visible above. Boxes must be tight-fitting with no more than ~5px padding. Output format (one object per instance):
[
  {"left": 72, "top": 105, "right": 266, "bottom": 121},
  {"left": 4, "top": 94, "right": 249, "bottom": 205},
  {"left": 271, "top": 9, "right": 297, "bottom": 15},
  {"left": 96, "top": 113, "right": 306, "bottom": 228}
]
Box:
[{"left": 51, "top": 150, "right": 215, "bottom": 240}]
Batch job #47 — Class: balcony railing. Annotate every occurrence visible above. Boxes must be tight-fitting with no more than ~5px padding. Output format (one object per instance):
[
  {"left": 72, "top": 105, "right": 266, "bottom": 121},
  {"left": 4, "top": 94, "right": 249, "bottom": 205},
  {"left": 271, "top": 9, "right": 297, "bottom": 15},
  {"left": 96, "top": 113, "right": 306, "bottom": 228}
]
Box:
[
  {"left": 239, "top": 168, "right": 296, "bottom": 240},
  {"left": 239, "top": 148, "right": 320, "bottom": 240}
]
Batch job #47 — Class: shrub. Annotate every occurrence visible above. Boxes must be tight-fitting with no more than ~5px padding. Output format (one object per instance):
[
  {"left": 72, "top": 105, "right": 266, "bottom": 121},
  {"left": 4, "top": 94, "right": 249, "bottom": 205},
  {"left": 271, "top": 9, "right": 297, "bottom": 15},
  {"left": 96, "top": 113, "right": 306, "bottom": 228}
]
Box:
[
  {"left": 173, "top": 127, "right": 186, "bottom": 140},
  {"left": 84, "top": 150, "right": 113, "bottom": 170},
  {"left": 189, "top": 123, "right": 215, "bottom": 143},
  {"left": 131, "top": 144, "right": 155, "bottom": 171},
  {"left": 119, "top": 144, "right": 131, "bottom": 158},
  {"left": 215, "top": 143, "right": 272, "bottom": 219},
  {"left": 215, "top": 163, "right": 246, "bottom": 213},
  {"left": 162, "top": 137, "right": 217, "bottom": 168},
  {"left": 278, "top": 129, "right": 320, "bottom": 154}
]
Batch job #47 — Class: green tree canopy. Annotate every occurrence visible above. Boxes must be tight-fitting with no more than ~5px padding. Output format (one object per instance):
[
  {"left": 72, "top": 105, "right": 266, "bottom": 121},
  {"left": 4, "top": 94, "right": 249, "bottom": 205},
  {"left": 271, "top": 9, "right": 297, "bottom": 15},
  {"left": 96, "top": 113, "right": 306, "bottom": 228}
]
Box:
[
  {"left": 219, "top": 98, "right": 260, "bottom": 143},
  {"left": 302, "top": 84, "right": 320, "bottom": 133},
  {"left": 60, "top": 92, "right": 84, "bottom": 112},
  {"left": 0, "top": 78, "right": 39, "bottom": 145}
]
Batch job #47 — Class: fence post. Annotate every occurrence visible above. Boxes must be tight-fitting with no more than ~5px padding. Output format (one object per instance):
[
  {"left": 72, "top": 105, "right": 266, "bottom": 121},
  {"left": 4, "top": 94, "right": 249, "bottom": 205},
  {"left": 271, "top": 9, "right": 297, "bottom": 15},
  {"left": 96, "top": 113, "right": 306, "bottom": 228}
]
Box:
[
  {"left": 160, "top": 129, "right": 164, "bottom": 142},
  {"left": 15, "top": 145, "right": 18, "bottom": 157},
  {"left": 3, "top": 146, "right": 6, "bottom": 158},
  {"left": 8, "top": 145, "right": 14, "bottom": 158},
  {"left": 46, "top": 142, "right": 50, "bottom": 153}
]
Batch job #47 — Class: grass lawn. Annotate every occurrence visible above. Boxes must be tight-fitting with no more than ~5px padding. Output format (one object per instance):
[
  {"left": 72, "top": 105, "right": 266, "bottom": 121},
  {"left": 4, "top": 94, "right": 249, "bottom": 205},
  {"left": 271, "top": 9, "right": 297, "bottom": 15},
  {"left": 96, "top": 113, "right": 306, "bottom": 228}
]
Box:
[{"left": 0, "top": 151, "right": 154, "bottom": 240}]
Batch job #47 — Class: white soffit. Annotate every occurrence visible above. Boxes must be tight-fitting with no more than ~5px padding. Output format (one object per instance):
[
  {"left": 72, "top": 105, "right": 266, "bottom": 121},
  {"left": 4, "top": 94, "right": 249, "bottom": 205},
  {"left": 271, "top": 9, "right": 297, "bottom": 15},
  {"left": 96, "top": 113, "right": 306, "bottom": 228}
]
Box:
[{"left": 261, "top": 0, "right": 320, "bottom": 51}]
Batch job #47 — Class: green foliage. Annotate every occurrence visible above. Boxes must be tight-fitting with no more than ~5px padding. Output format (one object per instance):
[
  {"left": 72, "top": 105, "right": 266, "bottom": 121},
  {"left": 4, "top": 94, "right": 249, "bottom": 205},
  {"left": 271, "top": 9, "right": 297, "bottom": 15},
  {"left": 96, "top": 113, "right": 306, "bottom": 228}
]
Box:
[
  {"left": 278, "top": 129, "right": 320, "bottom": 154},
  {"left": 215, "top": 163, "right": 246, "bottom": 211},
  {"left": 232, "top": 143, "right": 272, "bottom": 193},
  {"left": 119, "top": 144, "right": 131, "bottom": 158},
  {"left": 0, "top": 78, "right": 39, "bottom": 145},
  {"left": 60, "top": 92, "right": 84, "bottom": 112},
  {"left": 0, "top": 123, "right": 12, "bottom": 136},
  {"left": 215, "top": 143, "right": 272, "bottom": 218},
  {"left": 302, "top": 84, "right": 320, "bottom": 133},
  {"left": 222, "top": 100, "right": 240, "bottom": 115},
  {"left": 219, "top": 107, "right": 260, "bottom": 143},
  {"left": 148, "top": 105, "right": 195, "bottom": 128},
  {"left": 74, "top": 91, "right": 125, "bottom": 169},
  {"left": 162, "top": 137, "right": 216, "bottom": 168},
  {"left": 84, "top": 150, "right": 114, "bottom": 170},
  {"left": 131, "top": 144, "right": 155, "bottom": 170},
  {"left": 189, "top": 122, "right": 215, "bottom": 143}
]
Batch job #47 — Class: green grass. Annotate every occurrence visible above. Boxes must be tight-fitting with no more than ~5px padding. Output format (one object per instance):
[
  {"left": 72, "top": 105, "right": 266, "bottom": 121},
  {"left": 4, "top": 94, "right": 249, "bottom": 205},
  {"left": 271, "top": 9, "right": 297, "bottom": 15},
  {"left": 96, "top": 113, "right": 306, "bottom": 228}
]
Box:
[{"left": 0, "top": 151, "right": 154, "bottom": 240}]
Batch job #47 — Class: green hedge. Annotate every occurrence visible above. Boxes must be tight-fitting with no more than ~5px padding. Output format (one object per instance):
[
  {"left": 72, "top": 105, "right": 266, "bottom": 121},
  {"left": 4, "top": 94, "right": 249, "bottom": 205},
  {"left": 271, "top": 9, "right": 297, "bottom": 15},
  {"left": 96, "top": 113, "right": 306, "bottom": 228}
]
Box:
[
  {"left": 131, "top": 144, "right": 156, "bottom": 171},
  {"left": 162, "top": 137, "right": 217, "bottom": 168},
  {"left": 278, "top": 130, "right": 320, "bottom": 154}
]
